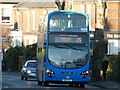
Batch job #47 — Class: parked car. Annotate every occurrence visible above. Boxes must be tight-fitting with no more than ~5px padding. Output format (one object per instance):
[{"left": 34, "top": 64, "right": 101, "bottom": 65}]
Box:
[{"left": 21, "top": 60, "right": 37, "bottom": 80}]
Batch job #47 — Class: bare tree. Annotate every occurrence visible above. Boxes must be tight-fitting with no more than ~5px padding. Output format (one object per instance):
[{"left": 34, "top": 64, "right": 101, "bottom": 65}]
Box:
[
  {"left": 96, "top": 0, "right": 106, "bottom": 29},
  {"left": 55, "top": 0, "right": 72, "bottom": 10},
  {"left": 55, "top": 0, "right": 66, "bottom": 10}
]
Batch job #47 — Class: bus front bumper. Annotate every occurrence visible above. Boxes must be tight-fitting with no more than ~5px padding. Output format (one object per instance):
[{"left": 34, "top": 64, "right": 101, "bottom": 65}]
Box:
[{"left": 44, "top": 73, "right": 90, "bottom": 83}]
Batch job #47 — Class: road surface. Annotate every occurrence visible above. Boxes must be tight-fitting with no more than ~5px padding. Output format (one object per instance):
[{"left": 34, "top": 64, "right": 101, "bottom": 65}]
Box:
[{"left": 1, "top": 72, "right": 102, "bottom": 90}]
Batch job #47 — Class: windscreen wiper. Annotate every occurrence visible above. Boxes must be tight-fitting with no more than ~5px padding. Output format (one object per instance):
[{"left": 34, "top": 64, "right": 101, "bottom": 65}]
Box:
[
  {"left": 64, "top": 44, "right": 87, "bottom": 51},
  {"left": 53, "top": 45, "right": 69, "bottom": 49},
  {"left": 53, "top": 44, "right": 87, "bottom": 51}
]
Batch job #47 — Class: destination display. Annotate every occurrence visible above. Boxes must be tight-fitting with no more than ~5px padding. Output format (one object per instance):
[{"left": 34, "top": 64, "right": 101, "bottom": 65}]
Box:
[
  {"left": 49, "top": 33, "right": 88, "bottom": 44},
  {"left": 55, "top": 37, "right": 82, "bottom": 43}
]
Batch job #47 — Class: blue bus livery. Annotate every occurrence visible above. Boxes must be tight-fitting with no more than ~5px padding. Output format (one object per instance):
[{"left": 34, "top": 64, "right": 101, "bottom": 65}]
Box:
[{"left": 37, "top": 10, "right": 90, "bottom": 88}]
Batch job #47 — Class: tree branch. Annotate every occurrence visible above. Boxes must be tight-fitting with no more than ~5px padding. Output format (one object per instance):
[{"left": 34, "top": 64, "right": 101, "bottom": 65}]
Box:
[{"left": 55, "top": 0, "right": 66, "bottom": 10}]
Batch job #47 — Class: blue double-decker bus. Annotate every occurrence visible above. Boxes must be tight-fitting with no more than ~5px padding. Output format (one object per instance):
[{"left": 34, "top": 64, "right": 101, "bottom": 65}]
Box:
[{"left": 37, "top": 10, "right": 90, "bottom": 88}]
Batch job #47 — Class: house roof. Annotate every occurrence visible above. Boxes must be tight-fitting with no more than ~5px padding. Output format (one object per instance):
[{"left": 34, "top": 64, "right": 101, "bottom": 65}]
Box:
[{"left": 14, "top": 2, "right": 56, "bottom": 8}]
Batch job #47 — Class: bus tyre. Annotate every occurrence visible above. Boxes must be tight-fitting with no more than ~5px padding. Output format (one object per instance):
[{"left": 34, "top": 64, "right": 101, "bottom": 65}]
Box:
[
  {"left": 80, "top": 83, "right": 85, "bottom": 88},
  {"left": 38, "top": 81, "right": 42, "bottom": 85},
  {"left": 74, "top": 83, "right": 80, "bottom": 87},
  {"left": 43, "top": 82, "right": 49, "bottom": 86},
  {"left": 69, "top": 83, "right": 74, "bottom": 87}
]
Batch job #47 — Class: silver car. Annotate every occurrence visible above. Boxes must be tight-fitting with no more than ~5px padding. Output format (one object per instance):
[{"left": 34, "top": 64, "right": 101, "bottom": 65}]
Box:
[{"left": 21, "top": 60, "right": 37, "bottom": 80}]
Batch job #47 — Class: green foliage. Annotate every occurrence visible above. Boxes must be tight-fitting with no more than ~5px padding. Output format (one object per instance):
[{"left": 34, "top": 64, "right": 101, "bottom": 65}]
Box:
[
  {"left": 4, "top": 43, "right": 37, "bottom": 71},
  {"left": 107, "top": 55, "right": 119, "bottom": 81},
  {"left": 24, "top": 44, "right": 37, "bottom": 59},
  {"left": 5, "top": 46, "right": 25, "bottom": 71},
  {"left": 118, "top": 55, "right": 120, "bottom": 81}
]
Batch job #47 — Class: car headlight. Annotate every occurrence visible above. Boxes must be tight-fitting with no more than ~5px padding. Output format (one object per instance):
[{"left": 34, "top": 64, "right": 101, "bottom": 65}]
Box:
[
  {"left": 27, "top": 70, "right": 32, "bottom": 74},
  {"left": 46, "top": 69, "right": 55, "bottom": 74}
]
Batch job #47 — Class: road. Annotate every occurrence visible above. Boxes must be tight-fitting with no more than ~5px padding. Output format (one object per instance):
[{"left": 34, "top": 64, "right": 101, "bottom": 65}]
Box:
[{"left": 1, "top": 72, "right": 102, "bottom": 90}]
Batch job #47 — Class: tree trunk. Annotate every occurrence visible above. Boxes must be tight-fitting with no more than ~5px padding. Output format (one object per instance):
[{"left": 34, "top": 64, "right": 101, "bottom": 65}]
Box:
[
  {"left": 64, "top": 0, "right": 72, "bottom": 10},
  {"left": 55, "top": 0, "right": 66, "bottom": 10},
  {"left": 91, "top": 0, "right": 107, "bottom": 82},
  {"left": 96, "top": 0, "right": 106, "bottom": 29}
]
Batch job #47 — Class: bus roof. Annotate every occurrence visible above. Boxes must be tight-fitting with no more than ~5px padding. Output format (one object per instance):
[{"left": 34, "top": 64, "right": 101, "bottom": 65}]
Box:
[{"left": 48, "top": 10, "right": 89, "bottom": 17}]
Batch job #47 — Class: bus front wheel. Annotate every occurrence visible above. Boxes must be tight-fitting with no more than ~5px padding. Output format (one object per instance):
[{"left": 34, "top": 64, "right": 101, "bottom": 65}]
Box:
[
  {"left": 80, "top": 83, "right": 85, "bottom": 88},
  {"left": 43, "top": 82, "right": 49, "bottom": 86},
  {"left": 69, "top": 83, "right": 79, "bottom": 87},
  {"left": 69, "top": 83, "right": 74, "bottom": 87}
]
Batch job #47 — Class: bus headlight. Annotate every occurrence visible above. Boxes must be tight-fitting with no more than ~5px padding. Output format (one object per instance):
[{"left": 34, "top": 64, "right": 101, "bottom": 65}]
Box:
[
  {"left": 27, "top": 70, "right": 32, "bottom": 74},
  {"left": 46, "top": 69, "right": 55, "bottom": 78},
  {"left": 46, "top": 69, "right": 55, "bottom": 74},
  {"left": 80, "top": 71, "right": 89, "bottom": 75},
  {"left": 80, "top": 70, "right": 89, "bottom": 79}
]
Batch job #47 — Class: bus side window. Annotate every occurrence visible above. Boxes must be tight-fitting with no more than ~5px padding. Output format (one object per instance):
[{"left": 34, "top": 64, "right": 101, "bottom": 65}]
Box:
[
  {"left": 42, "top": 45, "right": 46, "bottom": 55},
  {"left": 43, "top": 55, "right": 46, "bottom": 67},
  {"left": 43, "top": 44, "right": 46, "bottom": 49}
]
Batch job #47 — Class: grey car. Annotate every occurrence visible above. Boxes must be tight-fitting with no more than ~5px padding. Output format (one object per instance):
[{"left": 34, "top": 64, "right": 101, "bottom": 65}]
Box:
[{"left": 21, "top": 60, "right": 37, "bottom": 80}]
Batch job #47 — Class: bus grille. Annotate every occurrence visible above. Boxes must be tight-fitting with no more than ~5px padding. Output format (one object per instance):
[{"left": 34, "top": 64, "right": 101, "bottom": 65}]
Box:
[{"left": 61, "top": 72, "right": 74, "bottom": 74}]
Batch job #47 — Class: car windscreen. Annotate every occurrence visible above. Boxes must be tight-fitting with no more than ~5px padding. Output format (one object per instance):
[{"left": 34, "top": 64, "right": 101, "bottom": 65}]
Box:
[{"left": 27, "top": 62, "right": 36, "bottom": 68}]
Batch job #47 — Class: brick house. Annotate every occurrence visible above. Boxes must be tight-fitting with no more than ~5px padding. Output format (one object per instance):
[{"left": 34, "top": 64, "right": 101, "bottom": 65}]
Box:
[
  {"left": 73, "top": 1, "right": 120, "bottom": 54},
  {"left": 104, "top": 2, "right": 120, "bottom": 54},
  {"left": 12, "top": 1, "right": 96, "bottom": 47},
  {"left": 73, "top": 1, "right": 96, "bottom": 30},
  {"left": 0, "top": 2, "right": 18, "bottom": 50},
  {"left": 13, "top": 2, "right": 57, "bottom": 46},
  {"left": 1, "top": 1, "right": 119, "bottom": 54}
]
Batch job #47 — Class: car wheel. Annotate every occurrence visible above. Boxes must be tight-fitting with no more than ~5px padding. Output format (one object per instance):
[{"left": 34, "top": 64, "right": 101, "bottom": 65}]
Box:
[
  {"left": 21, "top": 76, "right": 24, "bottom": 80},
  {"left": 38, "top": 81, "right": 42, "bottom": 85},
  {"left": 25, "top": 77, "right": 28, "bottom": 80},
  {"left": 43, "top": 82, "right": 49, "bottom": 86}
]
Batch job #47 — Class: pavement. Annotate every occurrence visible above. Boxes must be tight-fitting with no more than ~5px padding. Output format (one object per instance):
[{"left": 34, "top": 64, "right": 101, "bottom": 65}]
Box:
[{"left": 89, "top": 80, "right": 119, "bottom": 89}]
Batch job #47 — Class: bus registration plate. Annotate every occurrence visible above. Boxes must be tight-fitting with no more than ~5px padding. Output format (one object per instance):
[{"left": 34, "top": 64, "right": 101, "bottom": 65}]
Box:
[{"left": 62, "top": 79, "right": 72, "bottom": 82}]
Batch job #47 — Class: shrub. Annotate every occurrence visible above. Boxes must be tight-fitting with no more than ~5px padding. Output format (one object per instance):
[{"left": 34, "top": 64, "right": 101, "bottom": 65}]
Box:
[
  {"left": 4, "top": 43, "right": 37, "bottom": 71},
  {"left": 24, "top": 43, "right": 37, "bottom": 59},
  {"left": 5, "top": 46, "right": 25, "bottom": 71},
  {"left": 107, "top": 55, "right": 119, "bottom": 81}
]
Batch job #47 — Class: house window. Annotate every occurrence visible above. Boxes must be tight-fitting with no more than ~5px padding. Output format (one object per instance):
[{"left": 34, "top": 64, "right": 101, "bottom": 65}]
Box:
[
  {"left": 26, "top": 39, "right": 29, "bottom": 46},
  {"left": 32, "top": 11, "right": 35, "bottom": 31},
  {"left": 26, "top": 11, "right": 30, "bottom": 31},
  {"left": 86, "top": 5, "right": 91, "bottom": 16},
  {"left": 2, "top": 16, "right": 11, "bottom": 23},
  {"left": 2, "top": 8, "right": 12, "bottom": 24},
  {"left": 33, "top": 40, "right": 35, "bottom": 43},
  {"left": 17, "top": 11, "right": 20, "bottom": 30},
  {"left": 2, "top": 17, "right": 10, "bottom": 21},
  {"left": 80, "top": 5, "right": 85, "bottom": 13}
]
